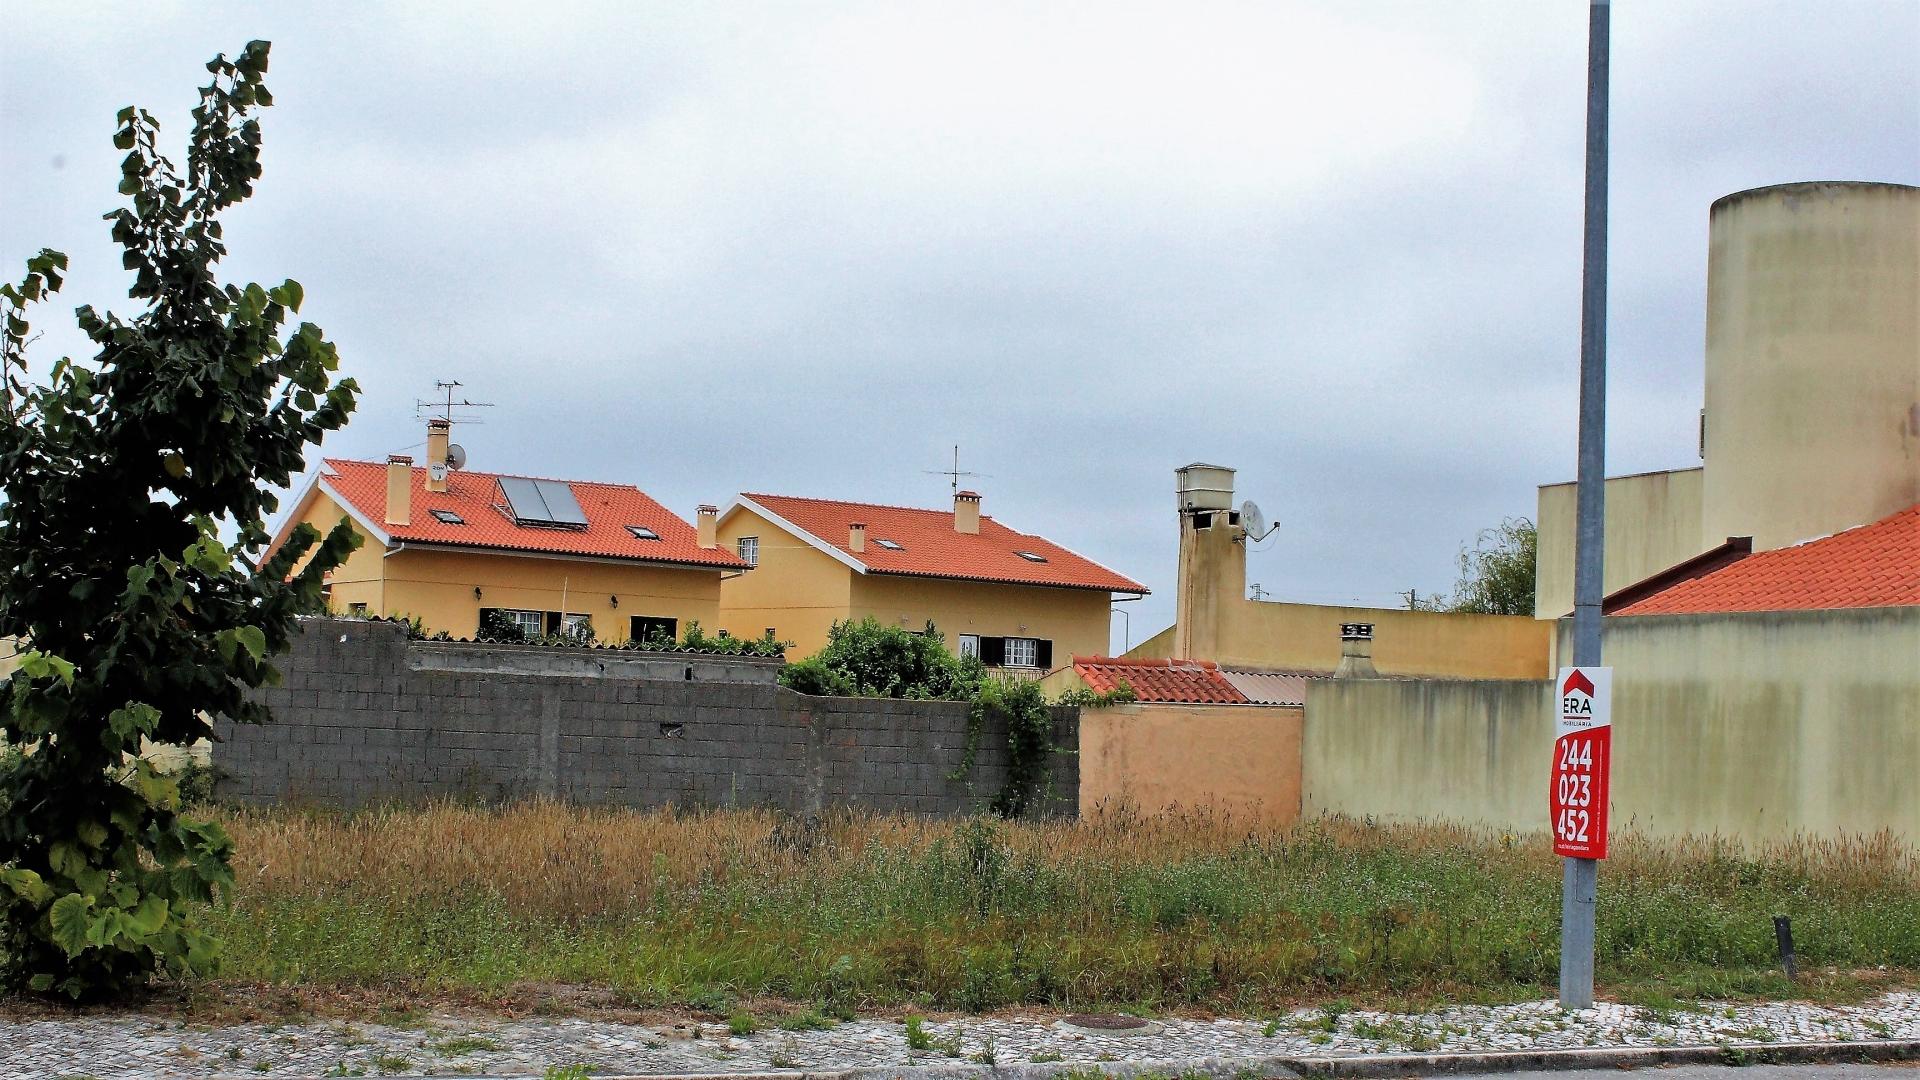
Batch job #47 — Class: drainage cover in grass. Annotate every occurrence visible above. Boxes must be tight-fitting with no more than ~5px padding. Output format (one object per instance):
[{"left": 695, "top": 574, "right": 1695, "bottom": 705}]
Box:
[{"left": 1057, "top": 1014, "right": 1162, "bottom": 1036}]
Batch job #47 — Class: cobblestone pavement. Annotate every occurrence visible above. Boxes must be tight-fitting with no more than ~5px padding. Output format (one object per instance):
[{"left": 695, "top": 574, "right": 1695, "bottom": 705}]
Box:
[{"left": 0, "top": 992, "right": 1914, "bottom": 1078}]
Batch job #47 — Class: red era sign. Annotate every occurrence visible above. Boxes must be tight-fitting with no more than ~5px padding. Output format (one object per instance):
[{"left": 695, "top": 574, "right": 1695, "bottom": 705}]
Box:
[{"left": 1551, "top": 666, "right": 1611, "bottom": 859}]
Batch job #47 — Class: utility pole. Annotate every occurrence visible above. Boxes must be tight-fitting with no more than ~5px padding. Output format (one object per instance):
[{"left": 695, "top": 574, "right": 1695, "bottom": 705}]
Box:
[{"left": 1563, "top": 0, "right": 1611, "bottom": 1013}]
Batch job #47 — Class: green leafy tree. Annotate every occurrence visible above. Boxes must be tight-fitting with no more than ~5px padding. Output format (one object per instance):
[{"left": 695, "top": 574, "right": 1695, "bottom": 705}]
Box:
[
  {"left": 1443, "top": 517, "right": 1537, "bottom": 616},
  {"left": 0, "top": 41, "right": 359, "bottom": 998}
]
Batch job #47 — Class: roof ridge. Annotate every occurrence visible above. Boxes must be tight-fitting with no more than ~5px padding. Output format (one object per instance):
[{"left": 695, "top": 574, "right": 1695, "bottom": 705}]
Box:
[
  {"left": 326, "top": 457, "right": 648, "bottom": 492},
  {"left": 744, "top": 491, "right": 999, "bottom": 523}
]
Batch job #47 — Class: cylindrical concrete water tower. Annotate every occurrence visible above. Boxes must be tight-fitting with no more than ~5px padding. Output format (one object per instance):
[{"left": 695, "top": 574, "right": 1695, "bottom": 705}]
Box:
[{"left": 1698, "top": 181, "right": 1920, "bottom": 552}]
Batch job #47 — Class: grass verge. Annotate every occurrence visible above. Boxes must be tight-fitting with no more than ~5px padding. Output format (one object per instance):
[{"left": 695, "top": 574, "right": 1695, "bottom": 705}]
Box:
[{"left": 137, "top": 802, "right": 1920, "bottom": 1018}]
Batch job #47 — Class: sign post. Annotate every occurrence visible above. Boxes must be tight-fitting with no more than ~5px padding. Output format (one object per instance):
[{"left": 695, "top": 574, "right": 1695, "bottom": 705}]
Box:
[
  {"left": 1562, "top": 0, "right": 1611, "bottom": 1012},
  {"left": 1552, "top": 667, "right": 1611, "bottom": 860}
]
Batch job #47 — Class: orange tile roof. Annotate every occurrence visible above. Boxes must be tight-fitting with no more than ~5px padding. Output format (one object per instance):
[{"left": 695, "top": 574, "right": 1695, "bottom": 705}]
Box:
[
  {"left": 1072, "top": 656, "right": 1248, "bottom": 704},
  {"left": 1615, "top": 502, "right": 1920, "bottom": 615},
  {"left": 280, "top": 459, "right": 749, "bottom": 570},
  {"left": 740, "top": 494, "right": 1148, "bottom": 593}
]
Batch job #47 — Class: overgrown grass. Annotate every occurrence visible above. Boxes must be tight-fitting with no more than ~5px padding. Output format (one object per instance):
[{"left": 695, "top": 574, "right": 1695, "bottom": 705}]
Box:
[{"left": 197, "top": 802, "right": 1918, "bottom": 1015}]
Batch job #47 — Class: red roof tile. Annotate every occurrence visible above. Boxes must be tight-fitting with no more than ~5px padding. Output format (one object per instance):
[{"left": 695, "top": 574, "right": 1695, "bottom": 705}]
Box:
[
  {"left": 1615, "top": 503, "right": 1920, "bottom": 615},
  {"left": 738, "top": 494, "right": 1147, "bottom": 593},
  {"left": 281, "top": 459, "right": 749, "bottom": 570},
  {"left": 1072, "top": 656, "right": 1248, "bottom": 704}
]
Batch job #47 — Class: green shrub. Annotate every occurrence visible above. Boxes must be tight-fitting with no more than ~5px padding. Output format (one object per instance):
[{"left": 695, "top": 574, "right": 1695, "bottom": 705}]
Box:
[
  {"left": 778, "top": 617, "right": 983, "bottom": 700},
  {"left": 778, "top": 656, "right": 857, "bottom": 696},
  {"left": 476, "top": 609, "right": 526, "bottom": 643}
]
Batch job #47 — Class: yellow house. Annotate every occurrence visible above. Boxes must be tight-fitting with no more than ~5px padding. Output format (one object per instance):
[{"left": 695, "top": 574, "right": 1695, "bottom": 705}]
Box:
[
  {"left": 265, "top": 420, "right": 750, "bottom": 642},
  {"left": 715, "top": 491, "right": 1147, "bottom": 666}
]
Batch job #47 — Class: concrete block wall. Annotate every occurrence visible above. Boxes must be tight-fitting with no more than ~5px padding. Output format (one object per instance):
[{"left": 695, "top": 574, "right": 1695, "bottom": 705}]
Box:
[{"left": 218, "top": 617, "right": 1077, "bottom": 816}]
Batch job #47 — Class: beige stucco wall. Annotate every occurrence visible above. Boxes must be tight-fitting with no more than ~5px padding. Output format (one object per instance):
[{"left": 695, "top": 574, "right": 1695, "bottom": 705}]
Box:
[
  {"left": 1534, "top": 467, "right": 1705, "bottom": 620},
  {"left": 1153, "top": 503, "right": 1551, "bottom": 678},
  {"left": 284, "top": 489, "right": 390, "bottom": 614},
  {"left": 0, "top": 637, "right": 19, "bottom": 678},
  {"left": 1304, "top": 606, "right": 1920, "bottom": 845},
  {"left": 716, "top": 506, "right": 855, "bottom": 656},
  {"left": 849, "top": 573, "right": 1112, "bottom": 669},
  {"left": 376, "top": 548, "right": 722, "bottom": 643},
  {"left": 1080, "top": 702, "right": 1303, "bottom": 823},
  {"left": 1700, "top": 182, "right": 1920, "bottom": 552},
  {"left": 287, "top": 489, "right": 724, "bottom": 643},
  {"left": 1134, "top": 600, "right": 1552, "bottom": 680}
]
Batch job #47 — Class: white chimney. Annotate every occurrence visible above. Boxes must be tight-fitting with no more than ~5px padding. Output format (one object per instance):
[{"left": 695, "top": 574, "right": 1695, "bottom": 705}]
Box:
[
  {"left": 385, "top": 454, "right": 413, "bottom": 527},
  {"left": 954, "top": 490, "right": 981, "bottom": 535},
  {"left": 425, "top": 419, "right": 450, "bottom": 493}
]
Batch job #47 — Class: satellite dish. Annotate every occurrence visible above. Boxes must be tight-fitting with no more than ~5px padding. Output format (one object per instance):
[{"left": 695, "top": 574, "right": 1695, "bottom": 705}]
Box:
[
  {"left": 446, "top": 443, "right": 467, "bottom": 470},
  {"left": 1241, "top": 499, "right": 1272, "bottom": 541}
]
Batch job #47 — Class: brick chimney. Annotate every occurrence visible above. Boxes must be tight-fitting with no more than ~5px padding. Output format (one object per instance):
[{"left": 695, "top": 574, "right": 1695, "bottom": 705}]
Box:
[
  {"left": 848, "top": 521, "right": 867, "bottom": 552},
  {"left": 954, "top": 490, "right": 981, "bottom": 535},
  {"left": 385, "top": 454, "right": 413, "bottom": 527},
  {"left": 1334, "top": 622, "right": 1380, "bottom": 679},
  {"left": 696, "top": 505, "right": 718, "bottom": 548},
  {"left": 425, "top": 419, "right": 451, "bottom": 493}
]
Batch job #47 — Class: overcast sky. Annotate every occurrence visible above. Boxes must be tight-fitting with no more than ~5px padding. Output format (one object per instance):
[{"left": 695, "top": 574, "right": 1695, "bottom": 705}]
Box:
[{"left": 5, "top": 2, "right": 1916, "bottom": 649}]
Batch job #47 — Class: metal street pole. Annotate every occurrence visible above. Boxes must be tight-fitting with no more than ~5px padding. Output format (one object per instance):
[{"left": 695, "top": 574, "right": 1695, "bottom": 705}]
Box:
[{"left": 1562, "top": 0, "right": 1610, "bottom": 1012}]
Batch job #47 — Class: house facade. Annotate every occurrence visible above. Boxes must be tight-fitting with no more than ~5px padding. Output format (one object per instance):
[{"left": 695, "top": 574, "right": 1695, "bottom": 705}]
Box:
[
  {"left": 266, "top": 421, "right": 749, "bottom": 643},
  {"left": 714, "top": 491, "right": 1147, "bottom": 665}
]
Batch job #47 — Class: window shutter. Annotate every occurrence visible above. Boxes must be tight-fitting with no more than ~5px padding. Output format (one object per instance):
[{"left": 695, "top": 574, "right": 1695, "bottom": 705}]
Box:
[
  {"left": 1034, "top": 639, "right": 1053, "bottom": 670},
  {"left": 980, "top": 636, "right": 1006, "bottom": 667}
]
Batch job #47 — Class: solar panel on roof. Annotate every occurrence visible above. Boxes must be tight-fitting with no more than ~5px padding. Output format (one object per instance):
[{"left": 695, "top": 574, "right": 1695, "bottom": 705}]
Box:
[
  {"left": 496, "top": 476, "right": 549, "bottom": 522},
  {"left": 495, "top": 476, "right": 588, "bottom": 530},
  {"left": 535, "top": 479, "right": 588, "bottom": 527}
]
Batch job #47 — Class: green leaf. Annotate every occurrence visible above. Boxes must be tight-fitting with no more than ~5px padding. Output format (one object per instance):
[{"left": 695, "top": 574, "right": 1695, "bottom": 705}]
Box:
[
  {"left": 48, "top": 894, "right": 93, "bottom": 956},
  {"left": 75, "top": 819, "right": 109, "bottom": 851},
  {"left": 128, "top": 894, "right": 170, "bottom": 938},
  {"left": 0, "top": 868, "right": 52, "bottom": 906},
  {"left": 233, "top": 626, "right": 267, "bottom": 661},
  {"left": 48, "top": 842, "right": 87, "bottom": 879},
  {"left": 134, "top": 765, "right": 180, "bottom": 811}
]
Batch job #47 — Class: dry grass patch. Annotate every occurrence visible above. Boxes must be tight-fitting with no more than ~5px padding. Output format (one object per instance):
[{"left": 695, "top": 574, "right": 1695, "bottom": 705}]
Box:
[{"left": 179, "top": 803, "right": 1920, "bottom": 1017}]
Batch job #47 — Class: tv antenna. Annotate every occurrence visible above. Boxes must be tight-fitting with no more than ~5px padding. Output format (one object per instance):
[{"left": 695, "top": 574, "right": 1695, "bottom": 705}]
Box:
[
  {"left": 415, "top": 380, "right": 494, "bottom": 427},
  {"left": 924, "top": 444, "right": 990, "bottom": 497}
]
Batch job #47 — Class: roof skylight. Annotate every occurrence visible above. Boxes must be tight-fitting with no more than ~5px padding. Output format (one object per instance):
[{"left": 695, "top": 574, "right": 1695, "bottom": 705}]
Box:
[
  {"left": 429, "top": 509, "right": 465, "bottom": 525},
  {"left": 1014, "top": 550, "right": 1049, "bottom": 563},
  {"left": 625, "top": 525, "right": 660, "bottom": 540},
  {"left": 874, "top": 538, "right": 906, "bottom": 550}
]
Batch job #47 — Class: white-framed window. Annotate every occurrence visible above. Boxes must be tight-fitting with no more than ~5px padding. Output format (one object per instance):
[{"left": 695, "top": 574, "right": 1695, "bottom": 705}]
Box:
[
  {"left": 1003, "top": 636, "right": 1039, "bottom": 668},
  {"left": 738, "top": 536, "right": 759, "bottom": 566},
  {"left": 504, "top": 608, "right": 546, "bottom": 639},
  {"left": 958, "top": 634, "right": 980, "bottom": 660},
  {"left": 560, "top": 613, "right": 593, "bottom": 639}
]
